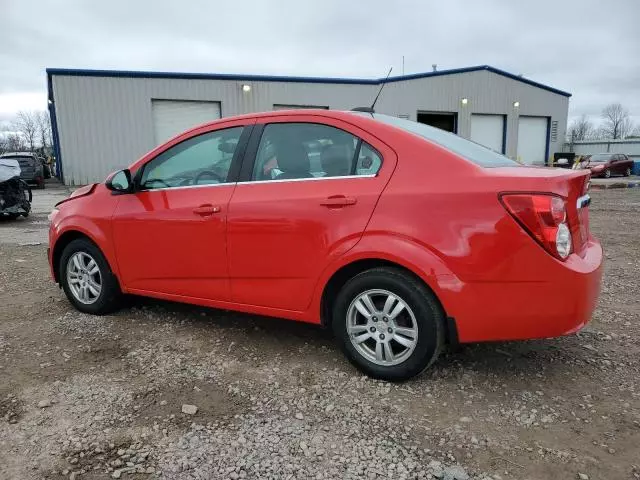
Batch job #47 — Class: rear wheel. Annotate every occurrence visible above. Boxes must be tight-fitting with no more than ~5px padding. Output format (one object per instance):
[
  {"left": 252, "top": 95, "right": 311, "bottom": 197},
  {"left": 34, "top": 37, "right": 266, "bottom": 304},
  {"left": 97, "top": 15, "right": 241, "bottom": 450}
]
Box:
[
  {"left": 604, "top": 168, "right": 611, "bottom": 178},
  {"left": 332, "top": 267, "right": 444, "bottom": 381},
  {"left": 624, "top": 167, "right": 631, "bottom": 177},
  {"left": 59, "top": 238, "right": 122, "bottom": 315}
]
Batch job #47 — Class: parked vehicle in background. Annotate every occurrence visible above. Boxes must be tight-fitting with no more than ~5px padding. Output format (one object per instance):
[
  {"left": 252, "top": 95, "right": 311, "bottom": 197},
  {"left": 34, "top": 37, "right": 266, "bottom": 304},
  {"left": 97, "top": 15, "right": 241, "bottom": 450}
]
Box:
[
  {"left": 0, "top": 152, "right": 45, "bottom": 188},
  {"left": 48, "top": 110, "right": 603, "bottom": 381},
  {"left": 581, "top": 153, "right": 633, "bottom": 178},
  {"left": 0, "top": 158, "right": 32, "bottom": 219}
]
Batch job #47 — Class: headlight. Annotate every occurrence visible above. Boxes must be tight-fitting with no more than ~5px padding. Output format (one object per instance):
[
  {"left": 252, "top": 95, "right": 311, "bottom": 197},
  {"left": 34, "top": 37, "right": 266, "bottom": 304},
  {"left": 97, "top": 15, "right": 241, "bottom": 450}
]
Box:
[{"left": 555, "top": 223, "right": 572, "bottom": 259}]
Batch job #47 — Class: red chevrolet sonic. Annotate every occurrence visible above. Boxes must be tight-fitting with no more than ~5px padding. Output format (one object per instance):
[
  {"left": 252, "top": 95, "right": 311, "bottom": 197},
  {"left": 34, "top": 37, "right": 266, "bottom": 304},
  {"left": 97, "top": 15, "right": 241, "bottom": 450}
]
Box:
[{"left": 48, "top": 110, "right": 602, "bottom": 380}]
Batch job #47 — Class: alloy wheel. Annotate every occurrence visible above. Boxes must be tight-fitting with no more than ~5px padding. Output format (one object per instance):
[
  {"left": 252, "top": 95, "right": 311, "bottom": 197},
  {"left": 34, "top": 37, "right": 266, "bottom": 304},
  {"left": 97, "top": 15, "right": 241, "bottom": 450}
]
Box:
[
  {"left": 346, "top": 289, "right": 418, "bottom": 366},
  {"left": 66, "top": 251, "right": 102, "bottom": 304}
]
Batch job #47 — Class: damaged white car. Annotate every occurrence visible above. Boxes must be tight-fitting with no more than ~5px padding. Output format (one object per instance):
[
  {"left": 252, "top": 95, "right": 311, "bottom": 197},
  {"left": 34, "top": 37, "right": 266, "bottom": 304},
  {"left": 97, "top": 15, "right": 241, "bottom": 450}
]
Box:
[{"left": 0, "top": 158, "right": 32, "bottom": 219}]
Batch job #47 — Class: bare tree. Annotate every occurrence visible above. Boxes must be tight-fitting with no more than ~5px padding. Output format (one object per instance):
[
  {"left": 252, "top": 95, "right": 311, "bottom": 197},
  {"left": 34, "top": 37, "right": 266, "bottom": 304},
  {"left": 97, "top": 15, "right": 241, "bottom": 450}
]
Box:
[
  {"left": 5, "top": 133, "right": 26, "bottom": 151},
  {"left": 36, "top": 111, "right": 52, "bottom": 151},
  {"left": 600, "top": 103, "right": 634, "bottom": 139},
  {"left": 628, "top": 124, "right": 640, "bottom": 139},
  {"left": 568, "top": 115, "right": 594, "bottom": 141},
  {"left": 13, "top": 111, "right": 38, "bottom": 151}
]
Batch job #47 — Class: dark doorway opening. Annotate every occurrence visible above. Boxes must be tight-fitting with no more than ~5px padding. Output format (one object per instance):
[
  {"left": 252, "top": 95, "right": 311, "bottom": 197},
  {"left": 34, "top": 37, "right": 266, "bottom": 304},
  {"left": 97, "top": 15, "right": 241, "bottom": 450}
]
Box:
[{"left": 417, "top": 111, "right": 458, "bottom": 133}]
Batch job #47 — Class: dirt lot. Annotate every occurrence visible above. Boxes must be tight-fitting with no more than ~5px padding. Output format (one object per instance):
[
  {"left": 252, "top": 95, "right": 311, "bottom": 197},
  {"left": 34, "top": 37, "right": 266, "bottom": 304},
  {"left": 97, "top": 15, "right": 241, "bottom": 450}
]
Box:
[{"left": 1, "top": 184, "right": 639, "bottom": 480}]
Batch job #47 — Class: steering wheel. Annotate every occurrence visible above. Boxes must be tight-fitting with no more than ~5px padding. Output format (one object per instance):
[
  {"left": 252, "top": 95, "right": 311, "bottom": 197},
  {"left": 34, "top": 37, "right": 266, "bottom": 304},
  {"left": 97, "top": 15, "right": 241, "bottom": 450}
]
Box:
[
  {"left": 142, "top": 178, "right": 171, "bottom": 189},
  {"left": 194, "top": 170, "right": 224, "bottom": 184}
]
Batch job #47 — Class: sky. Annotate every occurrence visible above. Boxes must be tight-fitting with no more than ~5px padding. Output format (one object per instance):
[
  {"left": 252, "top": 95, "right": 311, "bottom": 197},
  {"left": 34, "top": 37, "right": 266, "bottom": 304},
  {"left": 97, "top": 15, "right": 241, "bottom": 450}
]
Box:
[{"left": 2, "top": 0, "right": 639, "bottom": 130}]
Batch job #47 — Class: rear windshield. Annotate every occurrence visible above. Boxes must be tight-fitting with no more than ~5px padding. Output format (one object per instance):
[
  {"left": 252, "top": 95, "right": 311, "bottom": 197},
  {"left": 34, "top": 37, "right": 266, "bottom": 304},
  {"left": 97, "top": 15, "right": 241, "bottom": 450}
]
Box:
[
  {"left": 5, "top": 156, "right": 35, "bottom": 164},
  {"left": 356, "top": 113, "right": 519, "bottom": 167}
]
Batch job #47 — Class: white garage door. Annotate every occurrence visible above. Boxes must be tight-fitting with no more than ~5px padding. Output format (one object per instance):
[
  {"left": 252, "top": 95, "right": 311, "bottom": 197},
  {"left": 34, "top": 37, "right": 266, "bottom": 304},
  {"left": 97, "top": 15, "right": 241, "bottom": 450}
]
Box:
[
  {"left": 517, "top": 116, "right": 548, "bottom": 165},
  {"left": 152, "top": 100, "right": 221, "bottom": 145},
  {"left": 470, "top": 114, "right": 504, "bottom": 153}
]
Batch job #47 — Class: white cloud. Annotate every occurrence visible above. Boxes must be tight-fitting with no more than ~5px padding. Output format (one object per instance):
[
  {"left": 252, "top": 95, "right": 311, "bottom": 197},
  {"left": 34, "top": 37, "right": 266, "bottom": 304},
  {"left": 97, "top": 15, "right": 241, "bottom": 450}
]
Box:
[{"left": 2, "top": 0, "right": 639, "bottom": 124}]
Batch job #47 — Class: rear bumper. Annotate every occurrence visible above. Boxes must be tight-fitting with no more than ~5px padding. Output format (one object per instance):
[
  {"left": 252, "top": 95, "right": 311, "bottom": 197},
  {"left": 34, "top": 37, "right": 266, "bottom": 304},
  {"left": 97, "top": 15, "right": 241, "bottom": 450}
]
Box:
[{"left": 453, "top": 239, "right": 603, "bottom": 343}]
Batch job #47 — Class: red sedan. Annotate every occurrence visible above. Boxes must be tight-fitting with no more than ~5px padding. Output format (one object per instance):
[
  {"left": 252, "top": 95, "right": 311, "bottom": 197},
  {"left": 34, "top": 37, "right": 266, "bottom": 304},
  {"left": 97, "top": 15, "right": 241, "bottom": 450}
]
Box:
[
  {"left": 583, "top": 153, "right": 634, "bottom": 178},
  {"left": 48, "top": 110, "right": 603, "bottom": 380}
]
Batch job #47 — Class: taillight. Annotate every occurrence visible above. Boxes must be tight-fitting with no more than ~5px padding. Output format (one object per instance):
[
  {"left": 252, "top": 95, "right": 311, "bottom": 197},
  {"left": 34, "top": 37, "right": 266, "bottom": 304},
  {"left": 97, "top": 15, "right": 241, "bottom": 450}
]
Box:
[{"left": 500, "top": 193, "right": 572, "bottom": 260}]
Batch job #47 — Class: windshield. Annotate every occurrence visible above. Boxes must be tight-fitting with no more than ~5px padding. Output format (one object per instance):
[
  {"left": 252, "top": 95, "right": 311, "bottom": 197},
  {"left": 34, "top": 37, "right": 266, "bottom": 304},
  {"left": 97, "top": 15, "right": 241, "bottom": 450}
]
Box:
[
  {"left": 588, "top": 154, "right": 610, "bottom": 163},
  {"left": 355, "top": 113, "right": 519, "bottom": 167}
]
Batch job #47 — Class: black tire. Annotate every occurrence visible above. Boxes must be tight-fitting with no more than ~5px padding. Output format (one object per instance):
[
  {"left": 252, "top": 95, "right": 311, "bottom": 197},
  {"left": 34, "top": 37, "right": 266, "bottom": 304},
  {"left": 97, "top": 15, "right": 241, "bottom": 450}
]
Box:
[
  {"left": 604, "top": 169, "right": 611, "bottom": 178},
  {"left": 59, "top": 238, "right": 122, "bottom": 315},
  {"left": 332, "top": 267, "right": 445, "bottom": 381},
  {"left": 624, "top": 167, "right": 631, "bottom": 177}
]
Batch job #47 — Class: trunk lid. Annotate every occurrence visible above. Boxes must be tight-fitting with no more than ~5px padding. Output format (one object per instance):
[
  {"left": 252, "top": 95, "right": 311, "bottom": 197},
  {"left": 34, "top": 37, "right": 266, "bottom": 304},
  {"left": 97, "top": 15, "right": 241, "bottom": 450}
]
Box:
[{"left": 490, "top": 166, "right": 591, "bottom": 255}]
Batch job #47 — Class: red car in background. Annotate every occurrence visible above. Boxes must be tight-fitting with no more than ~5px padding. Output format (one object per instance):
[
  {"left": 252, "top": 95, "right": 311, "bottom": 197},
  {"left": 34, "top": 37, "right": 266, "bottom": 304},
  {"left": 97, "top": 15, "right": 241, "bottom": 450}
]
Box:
[
  {"left": 583, "top": 153, "right": 633, "bottom": 178},
  {"left": 48, "top": 110, "right": 603, "bottom": 380}
]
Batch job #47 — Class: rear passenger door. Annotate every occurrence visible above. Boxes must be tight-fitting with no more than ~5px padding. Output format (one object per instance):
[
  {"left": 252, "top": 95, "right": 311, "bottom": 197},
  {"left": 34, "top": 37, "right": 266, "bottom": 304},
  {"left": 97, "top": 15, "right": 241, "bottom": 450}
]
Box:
[{"left": 226, "top": 116, "right": 397, "bottom": 311}]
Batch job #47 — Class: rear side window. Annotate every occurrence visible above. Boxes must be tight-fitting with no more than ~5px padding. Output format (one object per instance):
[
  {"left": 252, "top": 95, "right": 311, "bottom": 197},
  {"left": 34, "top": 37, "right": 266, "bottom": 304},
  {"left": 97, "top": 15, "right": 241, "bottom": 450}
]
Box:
[
  {"left": 359, "top": 113, "right": 519, "bottom": 167},
  {"left": 252, "top": 123, "right": 382, "bottom": 181}
]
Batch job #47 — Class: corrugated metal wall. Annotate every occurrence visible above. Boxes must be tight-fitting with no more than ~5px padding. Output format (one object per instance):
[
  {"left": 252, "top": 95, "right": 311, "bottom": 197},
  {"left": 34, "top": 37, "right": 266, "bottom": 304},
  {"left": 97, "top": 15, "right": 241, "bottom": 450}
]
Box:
[
  {"left": 563, "top": 139, "right": 640, "bottom": 160},
  {"left": 51, "top": 71, "right": 569, "bottom": 185},
  {"left": 375, "top": 70, "right": 568, "bottom": 160}
]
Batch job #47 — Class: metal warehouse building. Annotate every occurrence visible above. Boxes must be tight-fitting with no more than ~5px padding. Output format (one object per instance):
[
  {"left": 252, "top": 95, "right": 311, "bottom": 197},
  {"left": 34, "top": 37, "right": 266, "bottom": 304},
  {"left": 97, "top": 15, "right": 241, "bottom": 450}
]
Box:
[{"left": 47, "top": 65, "right": 571, "bottom": 186}]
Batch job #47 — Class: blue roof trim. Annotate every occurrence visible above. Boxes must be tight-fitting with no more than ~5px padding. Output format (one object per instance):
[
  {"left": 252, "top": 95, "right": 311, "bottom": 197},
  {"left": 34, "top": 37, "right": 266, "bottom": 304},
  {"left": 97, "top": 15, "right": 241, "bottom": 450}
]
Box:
[
  {"left": 45, "top": 64, "right": 571, "bottom": 97},
  {"left": 45, "top": 68, "right": 378, "bottom": 85}
]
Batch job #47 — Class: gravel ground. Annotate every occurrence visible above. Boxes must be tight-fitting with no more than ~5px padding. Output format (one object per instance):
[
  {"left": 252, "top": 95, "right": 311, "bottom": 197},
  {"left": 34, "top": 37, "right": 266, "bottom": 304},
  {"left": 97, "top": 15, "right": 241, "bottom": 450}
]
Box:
[{"left": 0, "top": 185, "right": 639, "bottom": 480}]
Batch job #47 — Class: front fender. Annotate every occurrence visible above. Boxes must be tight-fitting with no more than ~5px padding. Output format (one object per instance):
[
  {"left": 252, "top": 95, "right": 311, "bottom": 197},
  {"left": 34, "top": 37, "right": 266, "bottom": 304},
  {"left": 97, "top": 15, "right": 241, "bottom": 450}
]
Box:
[
  {"left": 307, "top": 232, "right": 465, "bottom": 324},
  {"left": 50, "top": 214, "right": 120, "bottom": 281}
]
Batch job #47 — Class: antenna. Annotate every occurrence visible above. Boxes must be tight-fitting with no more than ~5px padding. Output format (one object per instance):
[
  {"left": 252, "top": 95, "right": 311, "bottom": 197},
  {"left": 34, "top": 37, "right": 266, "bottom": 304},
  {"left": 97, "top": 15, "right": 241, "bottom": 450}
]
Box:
[
  {"left": 370, "top": 67, "right": 393, "bottom": 111},
  {"left": 350, "top": 67, "right": 393, "bottom": 114}
]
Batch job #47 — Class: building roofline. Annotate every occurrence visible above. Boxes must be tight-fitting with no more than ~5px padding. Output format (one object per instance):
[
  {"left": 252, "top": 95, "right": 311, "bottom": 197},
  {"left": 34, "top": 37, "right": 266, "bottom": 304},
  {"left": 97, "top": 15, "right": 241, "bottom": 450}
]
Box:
[
  {"left": 569, "top": 138, "right": 640, "bottom": 144},
  {"left": 46, "top": 65, "right": 572, "bottom": 97}
]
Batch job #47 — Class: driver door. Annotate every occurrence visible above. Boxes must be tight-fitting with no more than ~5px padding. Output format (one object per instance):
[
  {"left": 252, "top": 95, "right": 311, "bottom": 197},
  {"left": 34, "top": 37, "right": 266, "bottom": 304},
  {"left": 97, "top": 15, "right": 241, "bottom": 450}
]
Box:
[{"left": 111, "top": 122, "right": 250, "bottom": 301}]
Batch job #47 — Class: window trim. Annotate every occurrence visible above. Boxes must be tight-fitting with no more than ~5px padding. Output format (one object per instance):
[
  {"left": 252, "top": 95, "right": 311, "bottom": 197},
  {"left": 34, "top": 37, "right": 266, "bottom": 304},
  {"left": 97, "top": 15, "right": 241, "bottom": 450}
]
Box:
[
  {"left": 134, "top": 124, "right": 253, "bottom": 192},
  {"left": 237, "top": 121, "right": 383, "bottom": 184}
]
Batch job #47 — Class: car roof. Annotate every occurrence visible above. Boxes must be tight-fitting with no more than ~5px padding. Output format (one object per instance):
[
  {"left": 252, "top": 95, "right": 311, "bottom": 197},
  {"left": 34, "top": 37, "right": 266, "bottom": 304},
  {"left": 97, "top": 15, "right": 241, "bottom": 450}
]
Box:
[
  {"left": 173, "top": 109, "right": 379, "bottom": 142},
  {"left": 200, "top": 109, "right": 364, "bottom": 127}
]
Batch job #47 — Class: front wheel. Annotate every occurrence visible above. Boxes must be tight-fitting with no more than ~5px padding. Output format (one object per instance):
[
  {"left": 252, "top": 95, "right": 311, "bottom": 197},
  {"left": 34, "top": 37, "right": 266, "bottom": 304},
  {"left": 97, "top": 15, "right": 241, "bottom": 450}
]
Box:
[
  {"left": 59, "top": 238, "right": 122, "bottom": 315},
  {"left": 624, "top": 167, "right": 631, "bottom": 177},
  {"left": 604, "top": 169, "right": 611, "bottom": 178},
  {"left": 332, "top": 267, "right": 445, "bottom": 381}
]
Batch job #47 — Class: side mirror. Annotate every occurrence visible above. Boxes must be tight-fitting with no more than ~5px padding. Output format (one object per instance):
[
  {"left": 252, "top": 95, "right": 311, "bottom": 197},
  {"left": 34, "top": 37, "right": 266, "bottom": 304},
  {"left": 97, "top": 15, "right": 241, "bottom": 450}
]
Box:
[{"left": 105, "top": 169, "right": 132, "bottom": 193}]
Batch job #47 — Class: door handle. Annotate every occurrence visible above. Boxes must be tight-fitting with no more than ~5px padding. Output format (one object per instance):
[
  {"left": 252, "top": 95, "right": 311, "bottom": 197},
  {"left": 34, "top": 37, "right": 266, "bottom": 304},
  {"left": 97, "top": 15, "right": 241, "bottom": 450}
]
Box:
[
  {"left": 193, "top": 204, "right": 221, "bottom": 216},
  {"left": 320, "top": 195, "right": 357, "bottom": 208}
]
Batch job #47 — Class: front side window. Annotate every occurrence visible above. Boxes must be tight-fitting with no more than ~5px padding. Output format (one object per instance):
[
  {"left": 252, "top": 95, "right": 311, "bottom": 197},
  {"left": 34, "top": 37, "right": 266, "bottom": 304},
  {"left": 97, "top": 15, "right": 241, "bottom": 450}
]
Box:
[
  {"left": 252, "top": 123, "right": 382, "bottom": 181},
  {"left": 140, "top": 127, "right": 243, "bottom": 190}
]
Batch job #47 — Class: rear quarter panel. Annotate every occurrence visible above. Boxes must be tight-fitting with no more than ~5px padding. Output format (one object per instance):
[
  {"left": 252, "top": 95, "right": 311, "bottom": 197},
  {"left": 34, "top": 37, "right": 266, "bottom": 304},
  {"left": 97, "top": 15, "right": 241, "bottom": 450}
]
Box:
[{"left": 335, "top": 127, "right": 594, "bottom": 342}]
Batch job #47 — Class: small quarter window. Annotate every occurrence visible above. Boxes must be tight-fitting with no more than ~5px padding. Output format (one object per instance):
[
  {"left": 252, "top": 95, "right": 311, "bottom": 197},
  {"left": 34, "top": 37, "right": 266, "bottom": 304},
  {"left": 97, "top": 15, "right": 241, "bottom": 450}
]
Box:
[{"left": 356, "top": 142, "right": 382, "bottom": 176}]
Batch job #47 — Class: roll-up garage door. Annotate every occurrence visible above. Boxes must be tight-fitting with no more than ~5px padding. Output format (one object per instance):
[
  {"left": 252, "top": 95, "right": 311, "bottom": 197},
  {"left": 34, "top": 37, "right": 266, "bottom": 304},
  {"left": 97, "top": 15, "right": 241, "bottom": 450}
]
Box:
[
  {"left": 517, "top": 116, "right": 549, "bottom": 165},
  {"left": 152, "top": 100, "right": 221, "bottom": 145},
  {"left": 470, "top": 114, "right": 505, "bottom": 153}
]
